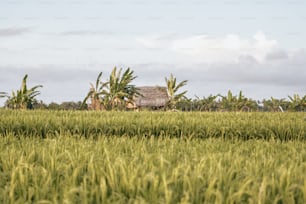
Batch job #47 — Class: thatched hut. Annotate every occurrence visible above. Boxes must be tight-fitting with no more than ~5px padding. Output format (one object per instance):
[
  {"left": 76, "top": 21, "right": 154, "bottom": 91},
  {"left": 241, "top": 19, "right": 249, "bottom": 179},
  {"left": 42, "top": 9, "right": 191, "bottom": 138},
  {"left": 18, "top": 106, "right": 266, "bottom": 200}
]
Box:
[{"left": 134, "top": 86, "right": 169, "bottom": 109}]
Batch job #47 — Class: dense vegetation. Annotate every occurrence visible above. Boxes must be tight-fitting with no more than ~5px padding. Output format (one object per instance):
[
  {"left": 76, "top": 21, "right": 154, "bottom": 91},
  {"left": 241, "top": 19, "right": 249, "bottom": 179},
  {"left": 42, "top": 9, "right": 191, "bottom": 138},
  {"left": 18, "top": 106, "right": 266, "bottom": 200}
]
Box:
[
  {"left": 1, "top": 134, "right": 306, "bottom": 203},
  {"left": 0, "top": 110, "right": 305, "bottom": 141},
  {"left": 2, "top": 74, "right": 42, "bottom": 110},
  {"left": 0, "top": 111, "right": 305, "bottom": 203},
  {"left": 177, "top": 91, "right": 306, "bottom": 112},
  {"left": 1, "top": 71, "right": 305, "bottom": 111},
  {"left": 6, "top": 92, "right": 306, "bottom": 112},
  {"left": 1, "top": 68, "right": 190, "bottom": 111}
]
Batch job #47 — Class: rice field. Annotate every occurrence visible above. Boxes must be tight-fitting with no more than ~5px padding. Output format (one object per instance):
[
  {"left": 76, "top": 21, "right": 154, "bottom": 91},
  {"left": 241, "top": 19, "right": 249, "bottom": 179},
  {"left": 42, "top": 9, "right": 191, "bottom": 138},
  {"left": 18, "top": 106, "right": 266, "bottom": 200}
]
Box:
[
  {"left": 0, "top": 110, "right": 305, "bottom": 140},
  {"left": 0, "top": 110, "right": 306, "bottom": 203}
]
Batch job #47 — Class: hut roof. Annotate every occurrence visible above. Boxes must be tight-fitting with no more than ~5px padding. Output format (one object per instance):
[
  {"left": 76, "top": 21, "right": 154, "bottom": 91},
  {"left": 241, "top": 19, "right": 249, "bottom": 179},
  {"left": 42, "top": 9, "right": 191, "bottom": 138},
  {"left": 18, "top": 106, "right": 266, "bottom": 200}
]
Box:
[{"left": 135, "top": 86, "right": 169, "bottom": 107}]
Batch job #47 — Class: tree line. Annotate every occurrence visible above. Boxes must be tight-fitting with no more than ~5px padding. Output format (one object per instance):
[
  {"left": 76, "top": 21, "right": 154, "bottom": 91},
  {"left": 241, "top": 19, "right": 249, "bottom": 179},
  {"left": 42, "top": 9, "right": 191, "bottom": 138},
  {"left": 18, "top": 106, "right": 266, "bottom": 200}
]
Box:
[
  {"left": 1, "top": 67, "right": 305, "bottom": 112},
  {"left": 177, "top": 91, "right": 306, "bottom": 112},
  {"left": 0, "top": 67, "right": 187, "bottom": 111}
]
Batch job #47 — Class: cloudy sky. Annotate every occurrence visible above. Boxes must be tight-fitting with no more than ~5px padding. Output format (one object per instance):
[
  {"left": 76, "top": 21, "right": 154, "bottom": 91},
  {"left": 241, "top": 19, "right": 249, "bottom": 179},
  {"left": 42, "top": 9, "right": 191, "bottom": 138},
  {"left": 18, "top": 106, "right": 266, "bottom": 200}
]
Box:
[{"left": 0, "top": 0, "right": 305, "bottom": 104}]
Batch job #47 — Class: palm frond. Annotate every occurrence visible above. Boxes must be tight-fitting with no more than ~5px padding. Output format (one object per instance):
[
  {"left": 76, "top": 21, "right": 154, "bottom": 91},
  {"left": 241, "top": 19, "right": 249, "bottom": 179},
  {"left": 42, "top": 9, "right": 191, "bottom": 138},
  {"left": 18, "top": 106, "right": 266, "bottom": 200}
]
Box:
[
  {"left": 29, "top": 85, "right": 43, "bottom": 92},
  {"left": 165, "top": 73, "right": 188, "bottom": 109},
  {"left": 81, "top": 90, "right": 94, "bottom": 109},
  {"left": 96, "top": 72, "right": 103, "bottom": 91},
  {"left": 173, "top": 80, "right": 188, "bottom": 93}
]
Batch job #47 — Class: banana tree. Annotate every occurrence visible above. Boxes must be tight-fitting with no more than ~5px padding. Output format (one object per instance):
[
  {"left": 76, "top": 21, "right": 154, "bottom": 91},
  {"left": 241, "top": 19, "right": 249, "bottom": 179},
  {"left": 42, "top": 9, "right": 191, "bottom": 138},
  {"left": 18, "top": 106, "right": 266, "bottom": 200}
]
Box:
[
  {"left": 105, "top": 67, "right": 138, "bottom": 110},
  {"left": 288, "top": 94, "right": 306, "bottom": 111},
  {"left": 6, "top": 74, "right": 42, "bottom": 109},
  {"left": 218, "top": 90, "right": 237, "bottom": 111},
  {"left": 165, "top": 74, "right": 188, "bottom": 110},
  {"left": 263, "top": 97, "right": 287, "bottom": 112},
  {"left": 235, "top": 91, "right": 256, "bottom": 111},
  {"left": 82, "top": 72, "right": 109, "bottom": 110},
  {"left": 196, "top": 95, "right": 218, "bottom": 111}
]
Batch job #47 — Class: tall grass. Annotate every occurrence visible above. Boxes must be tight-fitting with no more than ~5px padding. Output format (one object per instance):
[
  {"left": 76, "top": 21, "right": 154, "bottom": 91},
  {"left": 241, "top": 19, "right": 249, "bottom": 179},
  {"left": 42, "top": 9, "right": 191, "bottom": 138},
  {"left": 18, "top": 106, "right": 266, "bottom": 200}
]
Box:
[
  {"left": 0, "top": 135, "right": 305, "bottom": 203},
  {"left": 0, "top": 110, "right": 305, "bottom": 140},
  {"left": 1, "top": 110, "right": 305, "bottom": 203}
]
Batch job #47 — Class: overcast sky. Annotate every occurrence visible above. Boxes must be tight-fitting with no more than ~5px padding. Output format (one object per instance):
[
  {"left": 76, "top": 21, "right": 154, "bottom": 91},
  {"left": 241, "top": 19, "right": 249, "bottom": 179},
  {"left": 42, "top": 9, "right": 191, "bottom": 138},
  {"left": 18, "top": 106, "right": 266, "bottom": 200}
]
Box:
[{"left": 0, "top": 0, "right": 305, "bottom": 104}]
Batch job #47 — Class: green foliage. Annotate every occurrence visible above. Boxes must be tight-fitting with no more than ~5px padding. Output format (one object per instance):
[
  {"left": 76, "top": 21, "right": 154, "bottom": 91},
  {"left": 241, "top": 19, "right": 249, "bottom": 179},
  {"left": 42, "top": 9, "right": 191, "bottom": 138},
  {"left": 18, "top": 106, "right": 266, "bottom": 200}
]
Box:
[
  {"left": 218, "top": 90, "right": 256, "bottom": 111},
  {"left": 6, "top": 74, "right": 42, "bottom": 109},
  {"left": 82, "top": 72, "right": 109, "bottom": 110},
  {"left": 165, "top": 74, "right": 188, "bottom": 110},
  {"left": 0, "top": 110, "right": 305, "bottom": 141},
  {"left": 288, "top": 94, "right": 306, "bottom": 112},
  {"left": 0, "top": 135, "right": 305, "bottom": 203},
  {"left": 106, "top": 67, "right": 138, "bottom": 110},
  {"left": 82, "top": 67, "right": 138, "bottom": 110},
  {"left": 0, "top": 111, "right": 306, "bottom": 203},
  {"left": 176, "top": 92, "right": 306, "bottom": 112}
]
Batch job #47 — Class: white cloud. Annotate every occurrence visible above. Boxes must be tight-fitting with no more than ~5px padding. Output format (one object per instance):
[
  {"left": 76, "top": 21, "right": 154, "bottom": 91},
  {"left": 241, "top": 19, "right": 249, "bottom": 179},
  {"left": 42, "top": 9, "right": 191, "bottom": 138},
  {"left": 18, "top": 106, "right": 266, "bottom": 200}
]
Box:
[
  {"left": 138, "top": 31, "right": 280, "bottom": 64},
  {"left": 134, "top": 33, "right": 306, "bottom": 99}
]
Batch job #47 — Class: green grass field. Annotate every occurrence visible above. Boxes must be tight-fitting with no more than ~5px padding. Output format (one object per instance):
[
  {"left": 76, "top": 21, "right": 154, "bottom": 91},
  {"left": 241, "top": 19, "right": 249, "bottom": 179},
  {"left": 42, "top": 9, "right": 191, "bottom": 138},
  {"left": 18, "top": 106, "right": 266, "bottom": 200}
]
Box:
[
  {"left": 0, "top": 110, "right": 306, "bottom": 203},
  {"left": 1, "top": 110, "right": 306, "bottom": 140}
]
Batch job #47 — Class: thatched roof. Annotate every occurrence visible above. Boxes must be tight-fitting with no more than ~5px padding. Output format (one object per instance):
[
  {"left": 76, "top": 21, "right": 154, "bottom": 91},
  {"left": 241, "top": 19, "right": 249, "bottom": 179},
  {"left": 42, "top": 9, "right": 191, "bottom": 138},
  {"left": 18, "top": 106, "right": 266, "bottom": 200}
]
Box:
[{"left": 135, "top": 86, "right": 169, "bottom": 107}]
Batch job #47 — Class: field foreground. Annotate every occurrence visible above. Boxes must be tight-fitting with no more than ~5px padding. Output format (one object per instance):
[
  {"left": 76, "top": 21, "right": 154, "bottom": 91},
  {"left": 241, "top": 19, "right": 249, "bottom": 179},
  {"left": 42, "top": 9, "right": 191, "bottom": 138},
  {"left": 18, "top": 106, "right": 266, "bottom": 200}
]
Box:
[
  {"left": 0, "top": 136, "right": 306, "bottom": 203},
  {"left": 0, "top": 110, "right": 306, "bottom": 203}
]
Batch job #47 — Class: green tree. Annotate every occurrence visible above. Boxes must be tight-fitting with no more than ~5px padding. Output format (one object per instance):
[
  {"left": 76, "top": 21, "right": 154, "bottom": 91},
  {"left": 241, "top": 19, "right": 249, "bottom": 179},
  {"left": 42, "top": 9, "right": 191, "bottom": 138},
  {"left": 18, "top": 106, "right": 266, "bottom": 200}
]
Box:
[
  {"left": 263, "top": 97, "right": 287, "bottom": 112},
  {"left": 235, "top": 91, "right": 257, "bottom": 111},
  {"left": 204, "top": 95, "right": 219, "bottom": 111},
  {"left": 219, "top": 90, "right": 236, "bottom": 111},
  {"left": 176, "top": 98, "right": 193, "bottom": 111},
  {"left": 82, "top": 72, "right": 108, "bottom": 110},
  {"left": 105, "top": 67, "right": 138, "bottom": 110},
  {"left": 59, "top": 101, "right": 83, "bottom": 110},
  {"left": 193, "top": 95, "right": 218, "bottom": 112},
  {"left": 82, "top": 67, "right": 139, "bottom": 110},
  {"left": 288, "top": 94, "right": 306, "bottom": 111},
  {"left": 32, "top": 100, "right": 48, "bottom": 109},
  {"left": 48, "top": 102, "right": 61, "bottom": 110},
  {"left": 218, "top": 90, "right": 257, "bottom": 112},
  {"left": 165, "top": 74, "right": 188, "bottom": 110},
  {"left": 6, "top": 74, "right": 42, "bottom": 109}
]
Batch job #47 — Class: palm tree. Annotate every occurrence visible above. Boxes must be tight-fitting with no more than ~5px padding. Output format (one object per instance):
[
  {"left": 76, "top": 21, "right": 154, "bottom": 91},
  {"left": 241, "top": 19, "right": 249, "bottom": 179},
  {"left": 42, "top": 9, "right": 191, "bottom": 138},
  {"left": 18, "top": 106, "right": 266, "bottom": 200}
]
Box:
[
  {"left": 218, "top": 90, "right": 256, "bottom": 111},
  {"left": 242, "top": 98, "right": 258, "bottom": 112},
  {"left": 263, "top": 97, "right": 287, "bottom": 112},
  {"left": 165, "top": 74, "right": 188, "bottom": 110},
  {"left": 194, "top": 95, "right": 218, "bottom": 111},
  {"left": 219, "top": 90, "right": 237, "bottom": 111},
  {"left": 83, "top": 67, "right": 139, "bottom": 110},
  {"left": 82, "top": 72, "right": 108, "bottom": 110},
  {"left": 6, "top": 74, "right": 42, "bottom": 109},
  {"left": 288, "top": 94, "right": 306, "bottom": 111},
  {"left": 235, "top": 91, "right": 256, "bottom": 111},
  {"left": 176, "top": 98, "right": 193, "bottom": 111},
  {"left": 105, "top": 67, "right": 138, "bottom": 110}
]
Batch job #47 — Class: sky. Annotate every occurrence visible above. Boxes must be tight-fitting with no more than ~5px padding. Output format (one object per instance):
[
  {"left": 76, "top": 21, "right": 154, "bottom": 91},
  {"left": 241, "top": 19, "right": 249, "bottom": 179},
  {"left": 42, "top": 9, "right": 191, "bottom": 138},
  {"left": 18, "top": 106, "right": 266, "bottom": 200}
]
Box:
[{"left": 0, "top": 0, "right": 306, "bottom": 104}]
